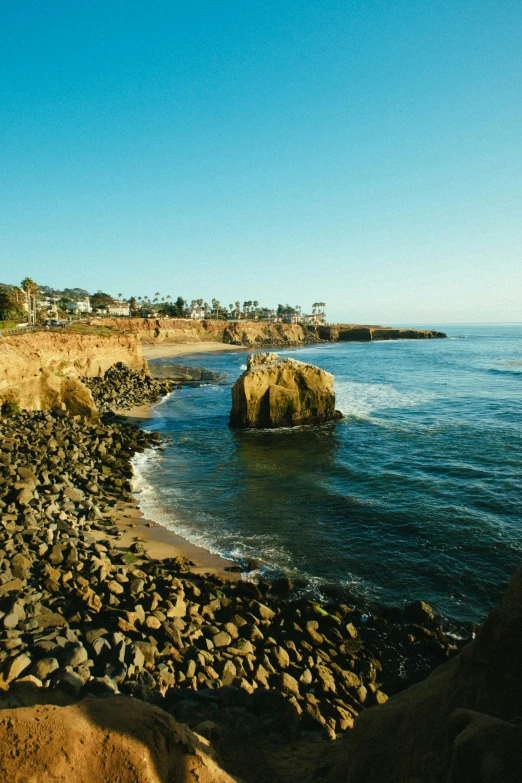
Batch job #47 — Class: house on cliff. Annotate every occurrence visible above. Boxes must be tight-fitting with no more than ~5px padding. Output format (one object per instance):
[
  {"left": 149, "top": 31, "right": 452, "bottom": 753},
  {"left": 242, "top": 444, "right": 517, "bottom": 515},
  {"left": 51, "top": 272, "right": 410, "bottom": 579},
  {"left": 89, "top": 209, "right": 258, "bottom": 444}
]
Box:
[{"left": 107, "top": 303, "right": 131, "bottom": 317}]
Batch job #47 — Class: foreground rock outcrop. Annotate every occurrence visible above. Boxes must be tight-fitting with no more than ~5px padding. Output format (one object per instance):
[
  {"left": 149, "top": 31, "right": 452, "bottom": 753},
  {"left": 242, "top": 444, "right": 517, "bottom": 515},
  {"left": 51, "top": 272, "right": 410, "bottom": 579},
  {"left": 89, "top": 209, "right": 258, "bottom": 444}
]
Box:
[
  {"left": 230, "top": 353, "right": 343, "bottom": 428},
  {"left": 326, "top": 565, "right": 522, "bottom": 783},
  {"left": 0, "top": 696, "right": 236, "bottom": 783},
  {"left": 0, "top": 331, "right": 146, "bottom": 411}
]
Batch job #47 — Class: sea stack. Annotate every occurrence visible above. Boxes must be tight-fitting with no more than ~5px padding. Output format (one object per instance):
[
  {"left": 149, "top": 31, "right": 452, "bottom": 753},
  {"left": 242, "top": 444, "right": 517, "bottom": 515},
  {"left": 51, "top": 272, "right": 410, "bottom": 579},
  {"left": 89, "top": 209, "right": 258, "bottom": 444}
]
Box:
[{"left": 230, "top": 352, "right": 343, "bottom": 428}]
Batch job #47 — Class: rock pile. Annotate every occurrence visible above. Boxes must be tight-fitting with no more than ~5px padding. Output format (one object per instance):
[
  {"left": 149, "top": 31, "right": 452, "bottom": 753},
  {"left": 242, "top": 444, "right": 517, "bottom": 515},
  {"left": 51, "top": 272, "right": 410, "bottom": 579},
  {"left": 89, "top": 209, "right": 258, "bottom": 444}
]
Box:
[
  {"left": 82, "top": 362, "right": 172, "bottom": 413},
  {"left": 0, "top": 404, "right": 465, "bottom": 742},
  {"left": 0, "top": 390, "right": 467, "bottom": 755},
  {"left": 150, "top": 363, "right": 227, "bottom": 384}
]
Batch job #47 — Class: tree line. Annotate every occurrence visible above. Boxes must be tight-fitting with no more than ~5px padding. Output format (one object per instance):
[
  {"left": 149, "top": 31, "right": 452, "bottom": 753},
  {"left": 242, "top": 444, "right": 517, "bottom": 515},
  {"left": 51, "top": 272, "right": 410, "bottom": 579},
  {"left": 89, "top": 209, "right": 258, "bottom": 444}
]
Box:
[{"left": 0, "top": 279, "right": 326, "bottom": 324}]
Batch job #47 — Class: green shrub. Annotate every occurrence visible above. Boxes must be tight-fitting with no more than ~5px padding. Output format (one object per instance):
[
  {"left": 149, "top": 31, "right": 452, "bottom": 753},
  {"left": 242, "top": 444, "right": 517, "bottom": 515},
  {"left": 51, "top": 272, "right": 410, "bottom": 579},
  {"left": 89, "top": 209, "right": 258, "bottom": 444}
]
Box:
[{"left": 1, "top": 400, "right": 20, "bottom": 417}]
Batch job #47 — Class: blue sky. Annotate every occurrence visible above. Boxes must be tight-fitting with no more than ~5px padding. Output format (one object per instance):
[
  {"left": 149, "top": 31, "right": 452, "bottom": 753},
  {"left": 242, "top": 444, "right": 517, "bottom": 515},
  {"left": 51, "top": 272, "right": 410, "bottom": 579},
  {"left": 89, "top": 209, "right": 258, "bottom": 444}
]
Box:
[{"left": 1, "top": 1, "right": 521, "bottom": 323}]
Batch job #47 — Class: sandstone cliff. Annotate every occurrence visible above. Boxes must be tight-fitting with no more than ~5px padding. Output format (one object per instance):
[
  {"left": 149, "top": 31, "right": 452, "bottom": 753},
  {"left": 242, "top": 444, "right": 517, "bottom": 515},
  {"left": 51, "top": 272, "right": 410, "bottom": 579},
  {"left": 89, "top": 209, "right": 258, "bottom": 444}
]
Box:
[
  {"left": 0, "top": 332, "right": 145, "bottom": 412},
  {"left": 96, "top": 318, "right": 446, "bottom": 346},
  {"left": 326, "top": 564, "right": 522, "bottom": 783},
  {"left": 230, "top": 352, "right": 343, "bottom": 428},
  {"left": 97, "top": 316, "right": 320, "bottom": 346},
  {"left": 317, "top": 325, "right": 447, "bottom": 341}
]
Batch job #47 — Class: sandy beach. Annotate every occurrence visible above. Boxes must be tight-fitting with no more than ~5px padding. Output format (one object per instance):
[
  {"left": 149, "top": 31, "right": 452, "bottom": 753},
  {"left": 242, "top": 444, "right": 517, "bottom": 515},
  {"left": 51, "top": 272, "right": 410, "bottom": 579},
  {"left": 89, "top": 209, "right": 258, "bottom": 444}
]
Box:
[
  {"left": 107, "top": 499, "right": 240, "bottom": 580},
  {"left": 114, "top": 364, "right": 242, "bottom": 578},
  {"left": 142, "top": 341, "right": 245, "bottom": 360}
]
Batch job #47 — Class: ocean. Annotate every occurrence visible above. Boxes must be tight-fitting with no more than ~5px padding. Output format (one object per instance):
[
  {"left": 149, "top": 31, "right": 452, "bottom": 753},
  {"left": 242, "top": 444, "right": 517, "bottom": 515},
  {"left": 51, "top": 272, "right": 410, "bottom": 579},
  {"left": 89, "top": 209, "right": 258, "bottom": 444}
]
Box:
[{"left": 132, "top": 324, "right": 522, "bottom": 625}]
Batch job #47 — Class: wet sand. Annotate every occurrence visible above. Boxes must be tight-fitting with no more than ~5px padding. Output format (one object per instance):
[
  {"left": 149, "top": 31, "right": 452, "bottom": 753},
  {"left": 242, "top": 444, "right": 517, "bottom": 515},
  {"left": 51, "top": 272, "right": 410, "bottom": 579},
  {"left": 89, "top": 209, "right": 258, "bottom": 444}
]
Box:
[
  {"left": 115, "top": 388, "right": 241, "bottom": 579},
  {"left": 107, "top": 500, "right": 240, "bottom": 580}
]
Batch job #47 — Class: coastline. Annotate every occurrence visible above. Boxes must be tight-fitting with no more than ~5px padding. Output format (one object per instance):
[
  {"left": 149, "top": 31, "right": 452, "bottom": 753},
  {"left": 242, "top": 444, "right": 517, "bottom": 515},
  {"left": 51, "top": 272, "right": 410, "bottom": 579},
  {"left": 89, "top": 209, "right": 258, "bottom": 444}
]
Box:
[
  {"left": 0, "top": 346, "right": 471, "bottom": 756},
  {"left": 115, "top": 397, "right": 241, "bottom": 579}
]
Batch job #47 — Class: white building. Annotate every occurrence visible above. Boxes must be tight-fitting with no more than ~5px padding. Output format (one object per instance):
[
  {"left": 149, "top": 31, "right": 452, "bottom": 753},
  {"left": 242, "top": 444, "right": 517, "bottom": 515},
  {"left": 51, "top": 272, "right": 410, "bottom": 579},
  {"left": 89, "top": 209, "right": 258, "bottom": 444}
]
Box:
[
  {"left": 107, "top": 303, "right": 130, "bottom": 317},
  {"left": 187, "top": 305, "right": 206, "bottom": 320},
  {"left": 67, "top": 297, "right": 92, "bottom": 314},
  {"left": 303, "top": 312, "right": 325, "bottom": 324}
]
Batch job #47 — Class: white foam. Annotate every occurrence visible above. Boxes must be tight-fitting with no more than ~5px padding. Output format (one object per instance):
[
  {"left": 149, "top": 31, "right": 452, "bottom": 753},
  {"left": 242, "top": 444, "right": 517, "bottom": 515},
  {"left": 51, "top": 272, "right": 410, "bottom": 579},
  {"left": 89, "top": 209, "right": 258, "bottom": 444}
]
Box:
[{"left": 335, "top": 380, "right": 436, "bottom": 418}]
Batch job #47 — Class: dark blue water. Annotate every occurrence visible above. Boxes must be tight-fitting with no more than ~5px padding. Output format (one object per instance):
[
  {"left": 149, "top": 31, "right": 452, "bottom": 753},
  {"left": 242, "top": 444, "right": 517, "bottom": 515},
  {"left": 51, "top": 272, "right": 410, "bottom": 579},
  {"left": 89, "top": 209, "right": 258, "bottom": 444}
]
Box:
[{"left": 133, "top": 325, "right": 522, "bottom": 624}]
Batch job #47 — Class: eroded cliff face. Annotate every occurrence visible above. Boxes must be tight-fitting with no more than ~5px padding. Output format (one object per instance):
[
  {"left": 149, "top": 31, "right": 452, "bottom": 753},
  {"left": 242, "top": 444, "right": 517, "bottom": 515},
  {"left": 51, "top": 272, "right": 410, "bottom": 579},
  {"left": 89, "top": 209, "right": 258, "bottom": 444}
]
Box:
[
  {"left": 317, "top": 325, "right": 447, "bottom": 341},
  {"left": 0, "top": 332, "right": 145, "bottom": 412},
  {"left": 326, "top": 564, "right": 522, "bottom": 783},
  {"left": 96, "top": 318, "right": 447, "bottom": 346},
  {"left": 96, "top": 317, "right": 319, "bottom": 346},
  {"left": 230, "top": 352, "right": 343, "bottom": 428}
]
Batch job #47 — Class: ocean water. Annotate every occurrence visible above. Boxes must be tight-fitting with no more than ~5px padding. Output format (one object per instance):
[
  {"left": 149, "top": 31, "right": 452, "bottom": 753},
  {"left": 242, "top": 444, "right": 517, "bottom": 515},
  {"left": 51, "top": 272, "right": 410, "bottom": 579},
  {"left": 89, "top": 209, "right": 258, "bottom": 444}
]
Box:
[{"left": 132, "top": 324, "right": 522, "bottom": 624}]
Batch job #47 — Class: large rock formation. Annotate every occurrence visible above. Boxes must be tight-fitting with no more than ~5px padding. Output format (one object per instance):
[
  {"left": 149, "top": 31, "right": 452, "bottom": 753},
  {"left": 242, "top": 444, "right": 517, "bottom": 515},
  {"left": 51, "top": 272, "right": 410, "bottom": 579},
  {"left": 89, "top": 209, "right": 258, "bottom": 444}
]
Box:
[
  {"left": 326, "top": 564, "right": 522, "bottom": 783},
  {"left": 230, "top": 352, "right": 343, "bottom": 428}
]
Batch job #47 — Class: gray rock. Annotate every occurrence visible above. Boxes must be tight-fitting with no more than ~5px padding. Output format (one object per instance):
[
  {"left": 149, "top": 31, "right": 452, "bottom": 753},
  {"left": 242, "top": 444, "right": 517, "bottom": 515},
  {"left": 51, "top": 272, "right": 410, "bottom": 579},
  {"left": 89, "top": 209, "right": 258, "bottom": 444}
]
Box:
[
  {"left": 272, "top": 646, "right": 290, "bottom": 669},
  {"left": 300, "top": 668, "right": 313, "bottom": 685},
  {"left": 6, "top": 653, "right": 32, "bottom": 682},
  {"left": 3, "top": 613, "right": 19, "bottom": 630},
  {"left": 64, "top": 487, "right": 85, "bottom": 503},
  {"left": 11, "top": 553, "right": 32, "bottom": 579},
  {"left": 213, "top": 631, "right": 232, "bottom": 648},
  {"left": 63, "top": 645, "right": 88, "bottom": 667},
  {"left": 31, "top": 657, "right": 59, "bottom": 680},
  {"left": 56, "top": 670, "right": 84, "bottom": 696},
  {"left": 252, "top": 601, "right": 275, "bottom": 621}
]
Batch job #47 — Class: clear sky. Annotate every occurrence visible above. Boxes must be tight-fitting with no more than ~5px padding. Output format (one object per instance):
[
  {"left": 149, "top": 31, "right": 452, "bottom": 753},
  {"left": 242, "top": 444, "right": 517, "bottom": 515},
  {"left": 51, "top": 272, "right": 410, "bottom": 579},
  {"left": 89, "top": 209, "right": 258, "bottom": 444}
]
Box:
[{"left": 1, "top": 1, "right": 521, "bottom": 323}]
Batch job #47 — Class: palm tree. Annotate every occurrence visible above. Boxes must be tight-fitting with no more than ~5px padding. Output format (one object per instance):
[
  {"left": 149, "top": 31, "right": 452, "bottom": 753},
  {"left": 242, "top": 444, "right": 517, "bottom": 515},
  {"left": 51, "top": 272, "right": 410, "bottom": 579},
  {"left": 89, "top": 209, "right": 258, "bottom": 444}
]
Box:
[
  {"left": 118, "top": 292, "right": 123, "bottom": 300},
  {"left": 11, "top": 287, "right": 25, "bottom": 306},
  {"left": 21, "top": 277, "right": 39, "bottom": 324}
]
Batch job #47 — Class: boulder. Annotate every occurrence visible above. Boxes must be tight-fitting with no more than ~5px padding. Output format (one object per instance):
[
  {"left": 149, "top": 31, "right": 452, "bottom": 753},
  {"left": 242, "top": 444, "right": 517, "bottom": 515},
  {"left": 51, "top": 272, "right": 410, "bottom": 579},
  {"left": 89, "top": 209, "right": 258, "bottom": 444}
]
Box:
[{"left": 230, "top": 352, "right": 343, "bottom": 428}]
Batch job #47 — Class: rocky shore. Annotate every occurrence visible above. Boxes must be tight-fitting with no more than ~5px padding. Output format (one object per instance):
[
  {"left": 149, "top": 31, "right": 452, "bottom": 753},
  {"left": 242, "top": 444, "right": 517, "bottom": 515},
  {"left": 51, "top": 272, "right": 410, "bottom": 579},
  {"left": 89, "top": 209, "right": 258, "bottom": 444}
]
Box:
[
  {"left": 0, "top": 362, "right": 469, "bottom": 759},
  {"left": 81, "top": 362, "right": 173, "bottom": 413}
]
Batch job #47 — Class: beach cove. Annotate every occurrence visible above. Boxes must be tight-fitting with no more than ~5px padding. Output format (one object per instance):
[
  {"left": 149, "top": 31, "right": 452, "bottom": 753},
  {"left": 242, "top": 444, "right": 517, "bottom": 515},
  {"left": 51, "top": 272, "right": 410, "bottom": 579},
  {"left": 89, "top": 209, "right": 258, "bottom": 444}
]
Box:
[{"left": 134, "top": 324, "right": 522, "bottom": 626}]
